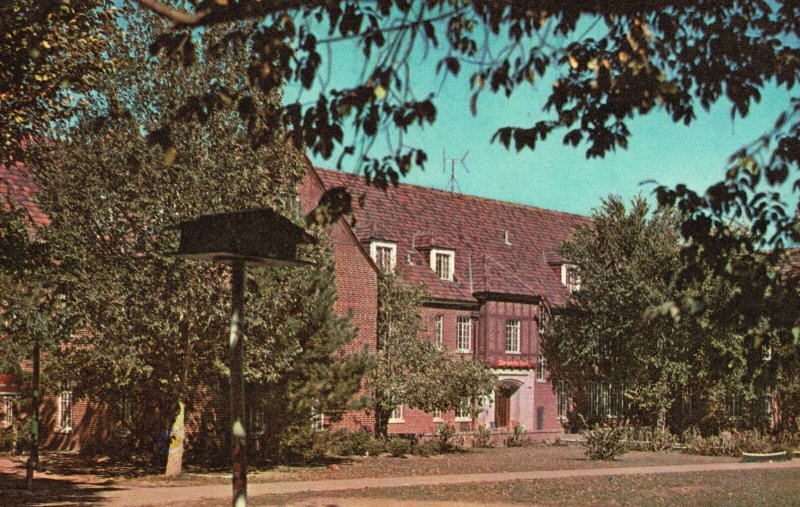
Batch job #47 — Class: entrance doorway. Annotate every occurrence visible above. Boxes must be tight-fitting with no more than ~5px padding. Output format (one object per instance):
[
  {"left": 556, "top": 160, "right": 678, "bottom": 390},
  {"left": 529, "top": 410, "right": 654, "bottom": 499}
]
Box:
[{"left": 495, "top": 387, "right": 511, "bottom": 427}]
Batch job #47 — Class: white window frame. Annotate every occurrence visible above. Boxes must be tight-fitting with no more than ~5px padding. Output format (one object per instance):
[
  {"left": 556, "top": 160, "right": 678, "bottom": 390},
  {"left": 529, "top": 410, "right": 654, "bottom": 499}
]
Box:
[
  {"left": 2, "top": 397, "right": 14, "bottom": 427},
  {"left": 561, "top": 264, "right": 581, "bottom": 292},
  {"left": 455, "top": 398, "right": 471, "bottom": 421},
  {"left": 370, "top": 241, "right": 397, "bottom": 272},
  {"left": 457, "top": 317, "right": 472, "bottom": 352},
  {"left": 58, "top": 388, "right": 73, "bottom": 432},
  {"left": 432, "top": 408, "right": 442, "bottom": 421},
  {"left": 389, "top": 404, "right": 404, "bottom": 423},
  {"left": 430, "top": 248, "right": 455, "bottom": 281},
  {"left": 434, "top": 315, "right": 444, "bottom": 348},
  {"left": 556, "top": 381, "right": 567, "bottom": 419},
  {"left": 505, "top": 320, "right": 521, "bottom": 353},
  {"left": 312, "top": 411, "right": 325, "bottom": 432},
  {"left": 247, "top": 397, "right": 266, "bottom": 436},
  {"left": 536, "top": 353, "right": 546, "bottom": 382}
]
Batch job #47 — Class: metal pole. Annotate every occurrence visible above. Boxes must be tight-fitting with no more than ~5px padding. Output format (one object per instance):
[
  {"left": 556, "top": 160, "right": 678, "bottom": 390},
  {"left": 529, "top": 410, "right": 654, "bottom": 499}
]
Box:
[
  {"left": 229, "top": 261, "right": 247, "bottom": 507},
  {"left": 26, "top": 337, "right": 40, "bottom": 491}
]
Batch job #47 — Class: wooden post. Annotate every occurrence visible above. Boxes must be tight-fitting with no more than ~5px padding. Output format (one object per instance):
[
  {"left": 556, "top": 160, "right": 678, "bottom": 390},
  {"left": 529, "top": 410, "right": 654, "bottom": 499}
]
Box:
[
  {"left": 229, "top": 261, "right": 247, "bottom": 507},
  {"left": 26, "top": 338, "right": 40, "bottom": 491}
]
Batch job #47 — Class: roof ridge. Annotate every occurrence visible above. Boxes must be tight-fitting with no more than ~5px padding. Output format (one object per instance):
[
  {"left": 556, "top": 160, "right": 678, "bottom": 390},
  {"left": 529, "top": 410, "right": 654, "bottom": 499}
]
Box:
[{"left": 314, "top": 166, "right": 588, "bottom": 219}]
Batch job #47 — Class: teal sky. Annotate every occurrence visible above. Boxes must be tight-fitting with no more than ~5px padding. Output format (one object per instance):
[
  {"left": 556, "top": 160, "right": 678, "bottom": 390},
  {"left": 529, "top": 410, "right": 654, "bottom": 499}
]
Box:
[{"left": 293, "top": 25, "right": 796, "bottom": 217}]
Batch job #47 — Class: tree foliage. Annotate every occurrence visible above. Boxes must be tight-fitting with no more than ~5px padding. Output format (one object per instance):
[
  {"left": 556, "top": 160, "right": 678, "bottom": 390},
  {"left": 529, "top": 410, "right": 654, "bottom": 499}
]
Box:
[
  {"left": 373, "top": 273, "right": 495, "bottom": 436},
  {"left": 1, "top": 0, "right": 116, "bottom": 165},
  {"left": 541, "top": 196, "right": 757, "bottom": 430},
  {"left": 23, "top": 15, "right": 367, "bottom": 463}
]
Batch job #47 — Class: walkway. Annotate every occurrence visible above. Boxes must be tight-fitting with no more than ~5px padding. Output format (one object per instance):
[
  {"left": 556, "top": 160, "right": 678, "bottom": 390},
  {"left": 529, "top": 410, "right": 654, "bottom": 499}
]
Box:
[{"left": 99, "top": 459, "right": 800, "bottom": 506}]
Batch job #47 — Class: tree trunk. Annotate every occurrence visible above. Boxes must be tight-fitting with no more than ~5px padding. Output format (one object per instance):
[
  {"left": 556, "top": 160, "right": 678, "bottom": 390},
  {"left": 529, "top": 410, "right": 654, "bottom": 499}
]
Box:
[{"left": 164, "top": 401, "right": 185, "bottom": 477}]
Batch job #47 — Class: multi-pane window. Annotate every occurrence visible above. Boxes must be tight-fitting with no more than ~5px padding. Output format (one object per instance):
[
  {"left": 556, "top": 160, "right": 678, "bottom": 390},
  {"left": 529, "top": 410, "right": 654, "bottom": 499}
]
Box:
[
  {"left": 370, "top": 241, "right": 396, "bottom": 272},
  {"left": 59, "top": 388, "right": 73, "bottom": 430},
  {"left": 587, "top": 382, "right": 626, "bottom": 418},
  {"left": 432, "top": 408, "right": 442, "bottom": 420},
  {"left": 505, "top": 320, "right": 521, "bottom": 353},
  {"left": 561, "top": 264, "right": 581, "bottom": 292},
  {"left": 376, "top": 246, "right": 394, "bottom": 272},
  {"left": 434, "top": 315, "right": 444, "bottom": 348},
  {"left": 457, "top": 317, "right": 472, "bottom": 352},
  {"left": 312, "top": 411, "right": 325, "bottom": 431},
  {"left": 557, "top": 381, "right": 567, "bottom": 418},
  {"left": 724, "top": 392, "right": 743, "bottom": 418},
  {"left": 390, "top": 404, "right": 404, "bottom": 422},
  {"left": 246, "top": 396, "right": 266, "bottom": 435},
  {"left": 2, "top": 397, "right": 13, "bottom": 427},
  {"left": 536, "top": 353, "right": 546, "bottom": 381},
  {"left": 430, "top": 249, "right": 454, "bottom": 280},
  {"left": 456, "top": 398, "right": 470, "bottom": 419}
]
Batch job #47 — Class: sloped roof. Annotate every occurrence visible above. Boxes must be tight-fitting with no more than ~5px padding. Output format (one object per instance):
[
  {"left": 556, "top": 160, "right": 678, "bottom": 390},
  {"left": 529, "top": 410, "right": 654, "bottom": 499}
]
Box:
[
  {"left": 314, "top": 168, "right": 588, "bottom": 306},
  {"left": 0, "top": 162, "right": 49, "bottom": 227}
]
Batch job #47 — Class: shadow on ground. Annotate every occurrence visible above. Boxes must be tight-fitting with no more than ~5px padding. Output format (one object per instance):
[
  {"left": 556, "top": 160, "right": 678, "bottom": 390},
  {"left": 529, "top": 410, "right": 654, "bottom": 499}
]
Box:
[{"left": 0, "top": 469, "right": 120, "bottom": 505}]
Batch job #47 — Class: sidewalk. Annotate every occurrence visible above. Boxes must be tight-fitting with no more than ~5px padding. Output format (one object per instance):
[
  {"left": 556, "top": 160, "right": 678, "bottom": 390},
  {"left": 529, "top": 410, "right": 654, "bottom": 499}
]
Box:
[{"left": 100, "top": 459, "right": 800, "bottom": 506}]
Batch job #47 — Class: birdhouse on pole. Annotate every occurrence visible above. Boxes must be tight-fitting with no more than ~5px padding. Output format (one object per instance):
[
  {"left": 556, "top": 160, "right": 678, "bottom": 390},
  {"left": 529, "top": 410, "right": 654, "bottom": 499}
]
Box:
[{"left": 172, "top": 207, "right": 316, "bottom": 507}]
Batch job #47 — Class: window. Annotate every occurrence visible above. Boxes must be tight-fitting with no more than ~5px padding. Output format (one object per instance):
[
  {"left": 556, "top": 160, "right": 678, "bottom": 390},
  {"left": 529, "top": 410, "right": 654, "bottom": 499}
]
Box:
[
  {"left": 587, "top": 382, "right": 626, "bottom": 418},
  {"left": 246, "top": 397, "right": 266, "bottom": 435},
  {"left": 456, "top": 398, "right": 471, "bottom": 420},
  {"left": 2, "top": 397, "right": 13, "bottom": 427},
  {"left": 370, "top": 241, "right": 396, "bottom": 272},
  {"left": 724, "top": 392, "right": 743, "bottom": 418},
  {"left": 389, "top": 404, "right": 404, "bottom": 423},
  {"left": 505, "top": 320, "right": 521, "bottom": 353},
  {"left": 536, "top": 353, "right": 546, "bottom": 382},
  {"left": 432, "top": 408, "right": 442, "bottom": 421},
  {"left": 58, "top": 388, "right": 73, "bottom": 431},
  {"left": 561, "top": 264, "right": 581, "bottom": 292},
  {"left": 430, "top": 249, "right": 454, "bottom": 281},
  {"left": 762, "top": 394, "right": 772, "bottom": 419},
  {"left": 434, "top": 315, "right": 443, "bottom": 348},
  {"left": 557, "top": 381, "right": 567, "bottom": 418},
  {"left": 457, "top": 317, "right": 472, "bottom": 352},
  {"left": 312, "top": 411, "right": 325, "bottom": 431}
]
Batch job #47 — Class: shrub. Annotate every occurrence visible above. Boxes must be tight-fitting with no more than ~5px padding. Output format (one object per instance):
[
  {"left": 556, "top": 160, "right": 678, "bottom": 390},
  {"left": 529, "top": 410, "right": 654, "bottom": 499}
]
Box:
[
  {"left": 435, "top": 423, "right": 460, "bottom": 453},
  {"left": 364, "top": 437, "right": 386, "bottom": 457},
  {"left": 329, "top": 429, "right": 373, "bottom": 456},
  {"left": 387, "top": 437, "right": 413, "bottom": 457},
  {"left": 279, "top": 425, "right": 326, "bottom": 465},
  {"left": 505, "top": 423, "right": 531, "bottom": 447},
  {"left": 584, "top": 425, "right": 629, "bottom": 460},
  {"left": 412, "top": 441, "right": 440, "bottom": 457},
  {"left": 0, "top": 426, "right": 14, "bottom": 452},
  {"left": 473, "top": 424, "right": 494, "bottom": 448},
  {"left": 625, "top": 426, "right": 677, "bottom": 452}
]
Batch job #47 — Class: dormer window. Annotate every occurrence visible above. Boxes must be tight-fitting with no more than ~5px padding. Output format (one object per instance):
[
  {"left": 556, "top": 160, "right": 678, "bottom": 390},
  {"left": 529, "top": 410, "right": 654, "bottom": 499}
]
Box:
[
  {"left": 370, "top": 241, "right": 397, "bottom": 272},
  {"left": 430, "top": 248, "right": 455, "bottom": 281},
  {"left": 561, "top": 264, "right": 580, "bottom": 292}
]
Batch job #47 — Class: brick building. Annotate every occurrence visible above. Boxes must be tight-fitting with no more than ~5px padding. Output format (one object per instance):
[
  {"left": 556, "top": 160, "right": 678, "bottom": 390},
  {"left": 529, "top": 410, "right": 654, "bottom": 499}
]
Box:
[
  {"left": 2, "top": 158, "right": 587, "bottom": 449},
  {"left": 307, "top": 166, "right": 588, "bottom": 439}
]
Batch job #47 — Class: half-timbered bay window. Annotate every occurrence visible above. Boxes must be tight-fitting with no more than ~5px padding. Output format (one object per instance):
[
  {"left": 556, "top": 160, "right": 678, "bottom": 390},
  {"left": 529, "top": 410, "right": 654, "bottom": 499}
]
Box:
[
  {"left": 370, "top": 241, "right": 397, "bottom": 272},
  {"left": 505, "top": 320, "right": 521, "bottom": 353},
  {"left": 430, "top": 248, "right": 455, "bottom": 281},
  {"left": 457, "top": 317, "right": 472, "bottom": 352}
]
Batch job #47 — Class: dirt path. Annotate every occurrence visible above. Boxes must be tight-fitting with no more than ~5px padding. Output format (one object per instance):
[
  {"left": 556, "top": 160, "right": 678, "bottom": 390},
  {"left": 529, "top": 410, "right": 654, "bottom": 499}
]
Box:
[{"left": 98, "top": 459, "right": 800, "bottom": 506}]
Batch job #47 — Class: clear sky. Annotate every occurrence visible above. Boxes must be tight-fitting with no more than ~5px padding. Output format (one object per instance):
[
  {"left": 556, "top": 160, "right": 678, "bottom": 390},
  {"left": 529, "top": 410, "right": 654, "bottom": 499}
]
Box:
[{"left": 295, "top": 22, "right": 796, "bottom": 217}]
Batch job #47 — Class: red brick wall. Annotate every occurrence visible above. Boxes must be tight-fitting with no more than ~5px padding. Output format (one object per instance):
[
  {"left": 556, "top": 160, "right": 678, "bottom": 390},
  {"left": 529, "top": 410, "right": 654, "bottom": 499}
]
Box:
[
  {"left": 39, "top": 393, "right": 114, "bottom": 453},
  {"left": 299, "top": 166, "right": 379, "bottom": 432}
]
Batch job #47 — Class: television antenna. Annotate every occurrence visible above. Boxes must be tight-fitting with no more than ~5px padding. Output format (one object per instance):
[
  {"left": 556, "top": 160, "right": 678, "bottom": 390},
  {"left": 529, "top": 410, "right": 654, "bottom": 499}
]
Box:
[{"left": 443, "top": 148, "right": 470, "bottom": 193}]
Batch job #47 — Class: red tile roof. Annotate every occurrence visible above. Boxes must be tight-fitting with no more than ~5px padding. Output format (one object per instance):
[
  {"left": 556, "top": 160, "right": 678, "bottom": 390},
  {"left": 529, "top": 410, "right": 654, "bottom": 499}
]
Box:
[
  {"left": 314, "top": 168, "right": 589, "bottom": 306},
  {"left": 0, "top": 162, "right": 49, "bottom": 227}
]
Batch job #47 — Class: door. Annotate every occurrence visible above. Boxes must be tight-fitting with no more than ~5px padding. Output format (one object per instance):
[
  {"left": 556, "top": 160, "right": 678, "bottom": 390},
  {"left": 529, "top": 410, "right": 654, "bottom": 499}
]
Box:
[{"left": 495, "top": 388, "right": 511, "bottom": 428}]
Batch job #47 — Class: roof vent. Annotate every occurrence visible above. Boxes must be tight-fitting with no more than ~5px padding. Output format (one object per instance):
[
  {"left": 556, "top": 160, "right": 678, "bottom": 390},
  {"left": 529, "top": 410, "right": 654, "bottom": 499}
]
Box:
[{"left": 504, "top": 230, "right": 511, "bottom": 246}]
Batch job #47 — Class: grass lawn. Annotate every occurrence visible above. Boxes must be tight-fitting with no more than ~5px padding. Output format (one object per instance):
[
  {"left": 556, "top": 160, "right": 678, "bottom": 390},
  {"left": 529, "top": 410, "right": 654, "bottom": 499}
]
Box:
[{"left": 250, "top": 469, "right": 800, "bottom": 506}]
